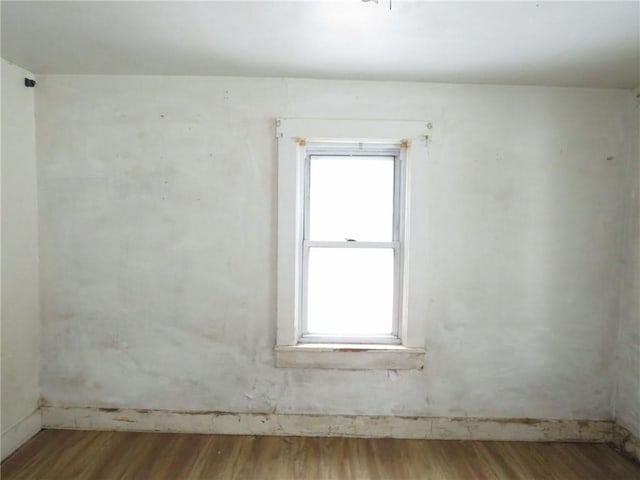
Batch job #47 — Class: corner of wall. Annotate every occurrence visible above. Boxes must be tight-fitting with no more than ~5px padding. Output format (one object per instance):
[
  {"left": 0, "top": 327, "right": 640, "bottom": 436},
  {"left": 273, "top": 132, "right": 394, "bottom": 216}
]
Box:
[
  {"left": 614, "top": 422, "right": 640, "bottom": 464},
  {"left": 0, "top": 408, "right": 42, "bottom": 461},
  {"left": 612, "top": 87, "right": 640, "bottom": 444},
  {"left": 1, "top": 57, "right": 42, "bottom": 461}
]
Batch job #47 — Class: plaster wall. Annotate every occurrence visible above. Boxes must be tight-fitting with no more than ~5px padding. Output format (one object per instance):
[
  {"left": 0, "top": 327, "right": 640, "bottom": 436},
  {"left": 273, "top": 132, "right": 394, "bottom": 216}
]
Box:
[
  {"left": 1, "top": 59, "right": 41, "bottom": 457},
  {"left": 36, "top": 76, "right": 632, "bottom": 419}
]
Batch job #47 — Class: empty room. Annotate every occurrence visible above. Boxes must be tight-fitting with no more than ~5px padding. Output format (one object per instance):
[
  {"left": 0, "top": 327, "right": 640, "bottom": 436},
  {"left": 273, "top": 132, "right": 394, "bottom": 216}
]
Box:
[{"left": 1, "top": 1, "right": 639, "bottom": 478}]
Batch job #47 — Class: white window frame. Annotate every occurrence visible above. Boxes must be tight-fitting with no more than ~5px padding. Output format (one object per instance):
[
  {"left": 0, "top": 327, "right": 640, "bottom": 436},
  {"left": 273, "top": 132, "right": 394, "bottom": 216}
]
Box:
[
  {"left": 275, "top": 119, "right": 430, "bottom": 369},
  {"left": 300, "top": 143, "right": 404, "bottom": 345}
]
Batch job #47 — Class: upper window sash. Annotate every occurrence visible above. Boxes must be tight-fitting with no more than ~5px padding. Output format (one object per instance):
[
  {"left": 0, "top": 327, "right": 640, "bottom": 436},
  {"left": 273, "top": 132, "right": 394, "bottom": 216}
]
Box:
[{"left": 304, "top": 144, "right": 401, "bottom": 244}]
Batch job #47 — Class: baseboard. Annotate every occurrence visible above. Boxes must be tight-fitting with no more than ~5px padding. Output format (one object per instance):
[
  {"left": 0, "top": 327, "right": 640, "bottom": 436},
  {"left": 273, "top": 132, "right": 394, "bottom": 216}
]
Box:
[
  {"left": 613, "top": 423, "right": 640, "bottom": 464},
  {"left": 41, "top": 406, "right": 614, "bottom": 442},
  {"left": 1, "top": 409, "right": 42, "bottom": 461}
]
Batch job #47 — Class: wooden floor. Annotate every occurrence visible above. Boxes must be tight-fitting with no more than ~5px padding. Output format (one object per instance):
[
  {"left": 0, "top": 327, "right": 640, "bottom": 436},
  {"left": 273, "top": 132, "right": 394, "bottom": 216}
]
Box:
[{"left": 2, "top": 430, "right": 639, "bottom": 480}]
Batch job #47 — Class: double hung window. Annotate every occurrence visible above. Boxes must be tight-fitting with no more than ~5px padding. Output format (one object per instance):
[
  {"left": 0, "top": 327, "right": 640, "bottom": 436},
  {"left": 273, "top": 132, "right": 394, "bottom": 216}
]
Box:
[
  {"left": 301, "top": 144, "right": 404, "bottom": 344},
  {"left": 275, "top": 119, "right": 428, "bottom": 369}
]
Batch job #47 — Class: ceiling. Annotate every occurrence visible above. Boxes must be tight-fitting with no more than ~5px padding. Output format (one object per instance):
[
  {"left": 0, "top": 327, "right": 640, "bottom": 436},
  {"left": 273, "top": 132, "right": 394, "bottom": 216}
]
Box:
[{"left": 2, "top": 1, "right": 639, "bottom": 89}]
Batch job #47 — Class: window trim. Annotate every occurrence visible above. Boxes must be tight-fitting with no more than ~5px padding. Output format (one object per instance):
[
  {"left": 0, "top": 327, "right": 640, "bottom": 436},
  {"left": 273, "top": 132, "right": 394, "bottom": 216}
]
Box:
[
  {"left": 300, "top": 144, "right": 404, "bottom": 344},
  {"left": 275, "top": 119, "right": 430, "bottom": 369}
]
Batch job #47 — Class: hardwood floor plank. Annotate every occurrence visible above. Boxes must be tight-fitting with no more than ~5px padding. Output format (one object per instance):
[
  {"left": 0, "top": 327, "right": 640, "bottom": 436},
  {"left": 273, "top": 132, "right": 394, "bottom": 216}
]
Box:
[{"left": 2, "top": 429, "right": 639, "bottom": 480}]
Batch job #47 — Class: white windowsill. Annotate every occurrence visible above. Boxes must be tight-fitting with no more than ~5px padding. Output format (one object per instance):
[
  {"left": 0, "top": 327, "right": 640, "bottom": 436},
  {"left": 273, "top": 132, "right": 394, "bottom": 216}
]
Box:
[{"left": 274, "top": 344, "right": 425, "bottom": 370}]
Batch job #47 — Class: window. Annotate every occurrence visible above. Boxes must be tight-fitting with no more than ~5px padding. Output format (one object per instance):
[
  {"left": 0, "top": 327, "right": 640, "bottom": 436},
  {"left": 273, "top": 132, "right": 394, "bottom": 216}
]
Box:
[
  {"left": 302, "top": 144, "right": 403, "bottom": 344},
  {"left": 275, "top": 119, "right": 429, "bottom": 369}
]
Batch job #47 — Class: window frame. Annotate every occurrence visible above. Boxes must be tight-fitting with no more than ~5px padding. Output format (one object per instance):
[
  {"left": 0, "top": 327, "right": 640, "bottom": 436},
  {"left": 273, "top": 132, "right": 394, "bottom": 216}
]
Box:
[
  {"left": 299, "top": 143, "right": 405, "bottom": 345},
  {"left": 275, "top": 118, "right": 430, "bottom": 369}
]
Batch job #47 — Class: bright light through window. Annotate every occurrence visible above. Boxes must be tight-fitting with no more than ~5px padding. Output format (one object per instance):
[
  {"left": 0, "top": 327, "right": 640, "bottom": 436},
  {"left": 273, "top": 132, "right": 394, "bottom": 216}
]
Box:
[
  {"left": 309, "top": 156, "right": 394, "bottom": 241},
  {"left": 307, "top": 248, "right": 394, "bottom": 336},
  {"left": 302, "top": 146, "right": 402, "bottom": 342}
]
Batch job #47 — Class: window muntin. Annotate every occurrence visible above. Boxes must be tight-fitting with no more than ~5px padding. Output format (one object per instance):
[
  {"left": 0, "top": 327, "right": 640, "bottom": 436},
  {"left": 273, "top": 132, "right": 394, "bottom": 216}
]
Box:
[{"left": 300, "top": 144, "right": 403, "bottom": 344}]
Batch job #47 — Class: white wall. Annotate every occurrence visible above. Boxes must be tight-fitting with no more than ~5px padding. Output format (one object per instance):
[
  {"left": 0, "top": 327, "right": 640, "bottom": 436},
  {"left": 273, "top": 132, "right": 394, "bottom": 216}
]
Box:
[
  {"left": 1, "top": 59, "right": 41, "bottom": 458},
  {"left": 36, "top": 76, "right": 633, "bottom": 420},
  {"left": 615, "top": 88, "right": 640, "bottom": 437}
]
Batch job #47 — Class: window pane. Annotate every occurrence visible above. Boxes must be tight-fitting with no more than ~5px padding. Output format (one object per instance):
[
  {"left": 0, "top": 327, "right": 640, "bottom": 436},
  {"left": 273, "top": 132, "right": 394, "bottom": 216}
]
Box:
[
  {"left": 306, "top": 248, "right": 394, "bottom": 336},
  {"left": 309, "top": 156, "right": 394, "bottom": 241}
]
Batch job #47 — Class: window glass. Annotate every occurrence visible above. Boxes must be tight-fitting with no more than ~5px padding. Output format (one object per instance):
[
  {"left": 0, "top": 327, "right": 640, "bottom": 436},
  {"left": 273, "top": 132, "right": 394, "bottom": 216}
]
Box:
[
  {"left": 308, "top": 156, "right": 394, "bottom": 241},
  {"left": 306, "top": 248, "right": 394, "bottom": 336}
]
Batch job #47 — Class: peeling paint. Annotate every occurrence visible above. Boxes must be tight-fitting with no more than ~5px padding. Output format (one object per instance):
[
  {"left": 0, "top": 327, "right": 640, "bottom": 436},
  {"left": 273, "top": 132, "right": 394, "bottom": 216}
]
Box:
[
  {"left": 41, "top": 406, "right": 615, "bottom": 443},
  {"left": 113, "top": 416, "right": 136, "bottom": 423},
  {"left": 614, "top": 424, "right": 640, "bottom": 464}
]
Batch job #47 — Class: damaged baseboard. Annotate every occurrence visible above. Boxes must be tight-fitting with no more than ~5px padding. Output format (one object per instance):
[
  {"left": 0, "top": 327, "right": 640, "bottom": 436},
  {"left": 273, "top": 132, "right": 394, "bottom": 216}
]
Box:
[
  {"left": 613, "top": 423, "right": 640, "bottom": 464},
  {"left": 41, "top": 406, "right": 614, "bottom": 443},
  {"left": 1, "top": 409, "right": 42, "bottom": 461}
]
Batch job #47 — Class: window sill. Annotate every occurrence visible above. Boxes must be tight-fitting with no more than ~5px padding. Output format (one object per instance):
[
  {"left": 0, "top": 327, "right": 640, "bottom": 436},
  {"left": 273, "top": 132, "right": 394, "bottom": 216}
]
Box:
[{"left": 274, "top": 344, "right": 425, "bottom": 370}]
